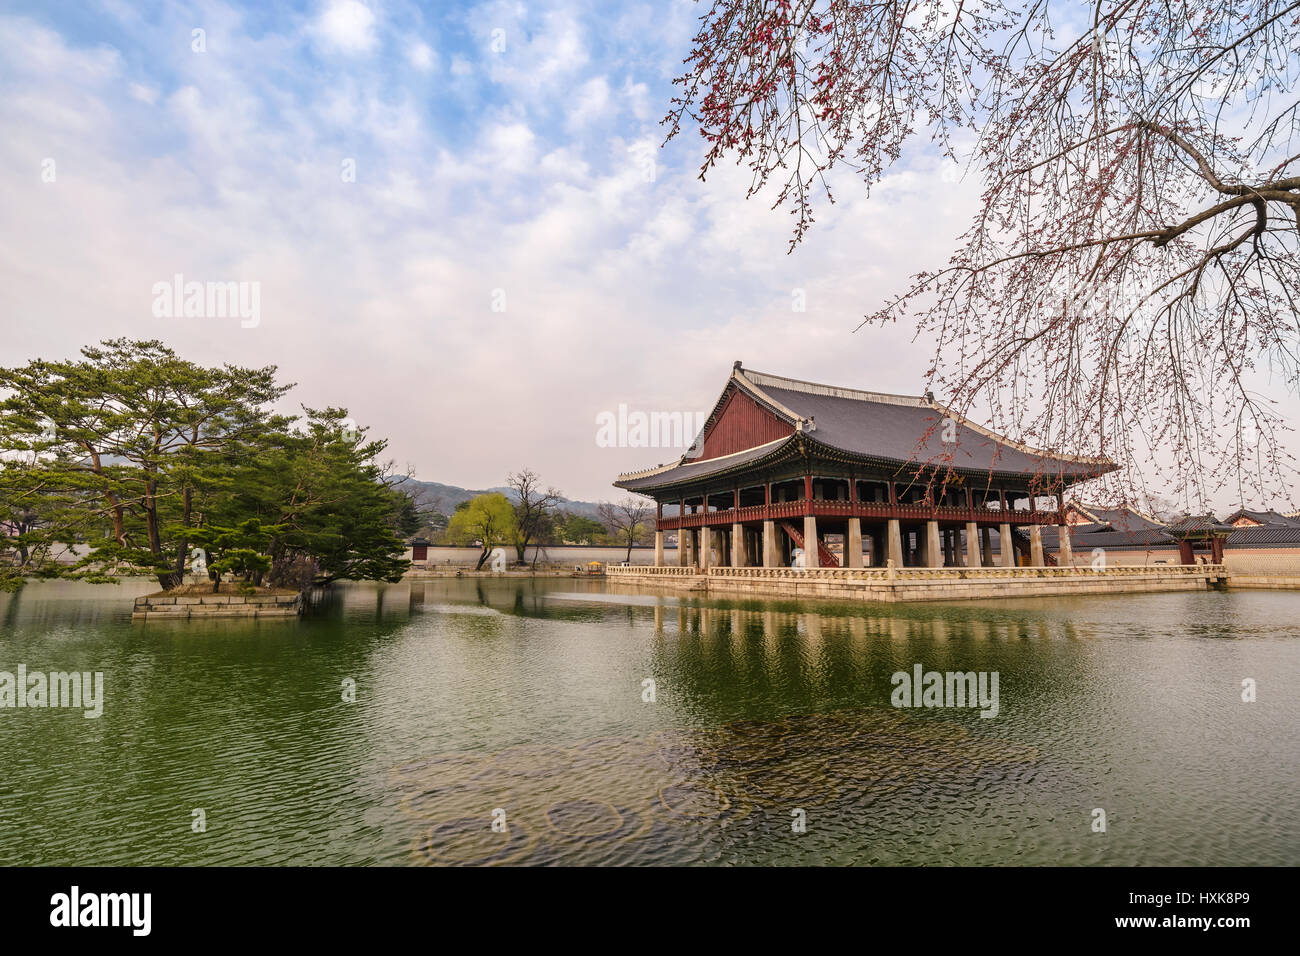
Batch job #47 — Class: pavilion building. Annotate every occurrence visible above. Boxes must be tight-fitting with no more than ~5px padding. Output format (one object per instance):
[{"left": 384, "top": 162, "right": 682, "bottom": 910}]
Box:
[{"left": 614, "top": 364, "right": 1116, "bottom": 570}]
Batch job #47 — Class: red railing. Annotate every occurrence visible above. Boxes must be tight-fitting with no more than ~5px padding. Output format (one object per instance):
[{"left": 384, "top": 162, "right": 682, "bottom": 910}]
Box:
[{"left": 657, "top": 501, "right": 1058, "bottom": 530}]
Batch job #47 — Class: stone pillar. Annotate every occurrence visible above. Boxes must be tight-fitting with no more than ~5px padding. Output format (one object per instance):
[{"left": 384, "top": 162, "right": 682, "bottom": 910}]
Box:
[
  {"left": 700, "top": 528, "right": 711, "bottom": 570},
  {"left": 803, "top": 514, "right": 820, "bottom": 568},
  {"left": 678, "top": 528, "right": 691, "bottom": 566},
  {"left": 965, "top": 521, "right": 980, "bottom": 567},
  {"left": 1057, "top": 525, "right": 1073, "bottom": 567},
  {"left": 999, "top": 522, "right": 1015, "bottom": 567},
  {"left": 1029, "top": 525, "right": 1045, "bottom": 567},
  {"left": 887, "top": 520, "right": 904, "bottom": 568},
  {"left": 762, "top": 520, "right": 778, "bottom": 567},
  {"left": 926, "top": 520, "right": 943, "bottom": 568},
  {"left": 731, "top": 523, "right": 745, "bottom": 567},
  {"left": 654, "top": 530, "right": 664, "bottom": 567},
  {"left": 981, "top": 528, "right": 994, "bottom": 567},
  {"left": 846, "top": 518, "right": 863, "bottom": 568}
]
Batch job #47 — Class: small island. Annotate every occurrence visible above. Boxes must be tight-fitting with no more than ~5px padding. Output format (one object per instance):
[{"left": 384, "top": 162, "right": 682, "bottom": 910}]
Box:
[{"left": 132, "top": 583, "right": 302, "bottom": 621}]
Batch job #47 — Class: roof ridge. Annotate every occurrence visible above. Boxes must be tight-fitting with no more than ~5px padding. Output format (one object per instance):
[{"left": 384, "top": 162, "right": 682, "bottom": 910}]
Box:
[{"left": 740, "top": 368, "right": 925, "bottom": 407}]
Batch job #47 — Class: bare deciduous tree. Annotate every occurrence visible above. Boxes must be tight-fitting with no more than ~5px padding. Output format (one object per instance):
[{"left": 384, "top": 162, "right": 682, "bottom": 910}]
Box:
[
  {"left": 666, "top": 0, "right": 1300, "bottom": 508},
  {"left": 506, "top": 468, "right": 564, "bottom": 565},
  {"left": 598, "top": 497, "right": 654, "bottom": 563}
]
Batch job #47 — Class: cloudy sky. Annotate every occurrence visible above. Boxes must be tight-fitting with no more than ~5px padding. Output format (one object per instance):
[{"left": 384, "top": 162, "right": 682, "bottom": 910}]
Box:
[{"left": 1, "top": 0, "right": 1288, "bottom": 508}]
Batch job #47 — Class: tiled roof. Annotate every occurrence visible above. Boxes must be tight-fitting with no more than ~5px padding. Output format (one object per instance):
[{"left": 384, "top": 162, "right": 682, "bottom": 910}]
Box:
[
  {"left": 1167, "top": 514, "right": 1236, "bottom": 535},
  {"left": 615, "top": 439, "right": 792, "bottom": 492},
  {"left": 616, "top": 366, "right": 1116, "bottom": 493},
  {"left": 1227, "top": 525, "right": 1300, "bottom": 546},
  {"left": 1043, "top": 526, "right": 1176, "bottom": 549},
  {"left": 1224, "top": 509, "right": 1300, "bottom": 527}
]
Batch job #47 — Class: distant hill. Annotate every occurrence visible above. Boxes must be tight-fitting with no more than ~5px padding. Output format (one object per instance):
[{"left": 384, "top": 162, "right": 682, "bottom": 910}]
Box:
[{"left": 395, "top": 478, "right": 606, "bottom": 520}]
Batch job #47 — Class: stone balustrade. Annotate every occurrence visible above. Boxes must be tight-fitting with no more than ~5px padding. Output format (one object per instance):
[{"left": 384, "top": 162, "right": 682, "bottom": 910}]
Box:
[
  {"left": 605, "top": 562, "right": 1227, "bottom": 602},
  {"left": 606, "top": 565, "right": 700, "bottom": 577}
]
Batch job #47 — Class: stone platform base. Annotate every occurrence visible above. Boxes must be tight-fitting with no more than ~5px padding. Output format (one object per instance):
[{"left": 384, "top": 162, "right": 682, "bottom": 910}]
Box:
[
  {"left": 1224, "top": 575, "right": 1300, "bottom": 590},
  {"left": 133, "top": 590, "right": 302, "bottom": 621},
  {"left": 605, "top": 565, "right": 1224, "bottom": 603}
]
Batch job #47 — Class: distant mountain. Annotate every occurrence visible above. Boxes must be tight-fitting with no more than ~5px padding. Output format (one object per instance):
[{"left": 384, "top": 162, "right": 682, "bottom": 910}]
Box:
[{"left": 395, "top": 478, "right": 605, "bottom": 520}]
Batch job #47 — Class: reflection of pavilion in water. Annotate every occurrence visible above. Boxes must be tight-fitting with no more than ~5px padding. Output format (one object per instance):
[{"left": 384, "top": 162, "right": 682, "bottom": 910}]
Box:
[{"left": 650, "top": 602, "right": 1067, "bottom": 646}]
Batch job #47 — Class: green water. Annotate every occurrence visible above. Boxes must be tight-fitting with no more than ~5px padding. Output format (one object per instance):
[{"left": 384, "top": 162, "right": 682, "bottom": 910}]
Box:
[{"left": 0, "top": 578, "right": 1296, "bottom": 866}]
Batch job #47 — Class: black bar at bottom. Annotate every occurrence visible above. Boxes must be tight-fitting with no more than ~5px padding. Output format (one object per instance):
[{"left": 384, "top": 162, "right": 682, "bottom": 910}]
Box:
[{"left": 0, "top": 865, "right": 1283, "bottom": 941}]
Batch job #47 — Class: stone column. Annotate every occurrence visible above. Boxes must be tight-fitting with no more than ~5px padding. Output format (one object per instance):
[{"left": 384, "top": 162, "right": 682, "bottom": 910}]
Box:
[
  {"left": 965, "top": 521, "right": 980, "bottom": 567},
  {"left": 1029, "top": 525, "right": 1045, "bottom": 567},
  {"left": 762, "top": 520, "right": 778, "bottom": 567},
  {"left": 999, "top": 522, "right": 1015, "bottom": 567},
  {"left": 654, "top": 530, "right": 664, "bottom": 567},
  {"left": 678, "top": 528, "right": 691, "bottom": 567},
  {"left": 846, "top": 518, "right": 863, "bottom": 568},
  {"left": 1057, "top": 525, "right": 1073, "bottom": 567},
  {"left": 700, "top": 528, "right": 711, "bottom": 570},
  {"left": 803, "top": 514, "right": 820, "bottom": 568},
  {"left": 980, "top": 528, "right": 994, "bottom": 567},
  {"left": 887, "top": 519, "right": 904, "bottom": 567},
  {"left": 731, "top": 523, "right": 745, "bottom": 567},
  {"left": 926, "top": 520, "right": 943, "bottom": 568}
]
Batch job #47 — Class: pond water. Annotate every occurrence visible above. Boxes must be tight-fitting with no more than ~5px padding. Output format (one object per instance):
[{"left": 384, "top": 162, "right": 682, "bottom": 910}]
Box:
[{"left": 1, "top": 578, "right": 1296, "bottom": 866}]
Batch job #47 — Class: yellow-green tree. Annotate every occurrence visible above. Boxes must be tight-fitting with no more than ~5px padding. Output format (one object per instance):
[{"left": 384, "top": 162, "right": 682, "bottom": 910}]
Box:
[{"left": 445, "top": 494, "right": 516, "bottom": 570}]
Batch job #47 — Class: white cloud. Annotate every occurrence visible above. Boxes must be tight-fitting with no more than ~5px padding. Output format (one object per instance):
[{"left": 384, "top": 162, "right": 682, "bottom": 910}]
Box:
[
  {"left": 128, "top": 82, "right": 158, "bottom": 104},
  {"left": 566, "top": 76, "right": 610, "bottom": 130},
  {"left": 309, "top": 0, "right": 377, "bottom": 55},
  {"left": 407, "top": 40, "right": 436, "bottom": 72},
  {"left": 484, "top": 121, "right": 538, "bottom": 174},
  {"left": 622, "top": 78, "right": 651, "bottom": 122}
]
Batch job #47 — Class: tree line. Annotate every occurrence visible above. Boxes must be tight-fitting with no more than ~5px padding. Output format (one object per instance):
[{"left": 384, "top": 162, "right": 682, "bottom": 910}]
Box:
[
  {"left": 0, "top": 339, "right": 660, "bottom": 588},
  {"left": 418, "top": 470, "right": 654, "bottom": 570}
]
